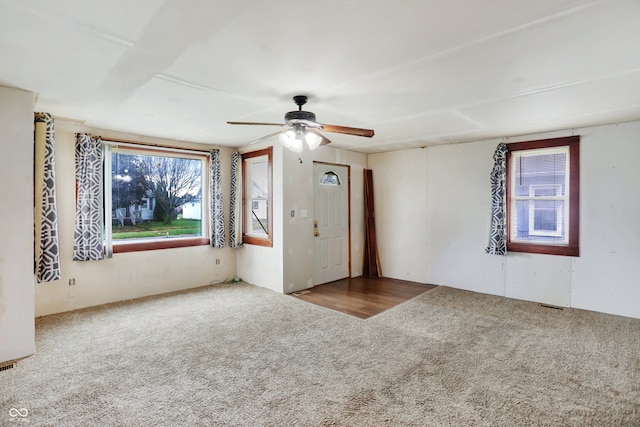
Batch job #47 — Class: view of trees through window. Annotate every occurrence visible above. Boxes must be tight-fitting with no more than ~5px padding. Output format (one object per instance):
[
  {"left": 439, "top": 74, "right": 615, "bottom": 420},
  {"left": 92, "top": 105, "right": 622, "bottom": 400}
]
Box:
[{"left": 111, "top": 150, "right": 204, "bottom": 241}]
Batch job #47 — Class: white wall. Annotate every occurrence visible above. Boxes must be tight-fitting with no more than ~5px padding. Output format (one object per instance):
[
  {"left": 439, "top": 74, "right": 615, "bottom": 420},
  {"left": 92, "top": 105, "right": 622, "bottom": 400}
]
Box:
[
  {"left": 22, "top": 115, "right": 640, "bottom": 319},
  {"left": 282, "top": 146, "right": 367, "bottom": 294},
  {"left": 426, "top": 139, "right": 521, "bottom": 297},
  {"left": 367, "top": 148, "right": 429, "bottom": 283},
  {"left": 236, "top": 141, "right": 367, "bottom": 294},
  {"left": 34, "top": 120, "right": 237, "bottom": 317},
  {"left": 0, "top": 86, "right": 35, "bottom": 363},
  {"left": 571, "top": 122, "right": 640, "bottom": 317},
  {"left": 236, "top": 143, "right": 284, "bottom": 293},
  {"left": 370, "top": 121, "right": 640, "bottom": 319}
]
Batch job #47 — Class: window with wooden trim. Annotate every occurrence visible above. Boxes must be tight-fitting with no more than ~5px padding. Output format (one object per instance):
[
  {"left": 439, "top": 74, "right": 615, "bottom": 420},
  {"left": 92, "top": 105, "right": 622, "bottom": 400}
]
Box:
[
  {"left": 242, "top": 147, "right": 273, "bottom": 247},
  {"left": 506, "top": 136, "right": 580, "bottom": 256},
  {"left": 107, "top": 144, "right": 210, "bottom": 253}
]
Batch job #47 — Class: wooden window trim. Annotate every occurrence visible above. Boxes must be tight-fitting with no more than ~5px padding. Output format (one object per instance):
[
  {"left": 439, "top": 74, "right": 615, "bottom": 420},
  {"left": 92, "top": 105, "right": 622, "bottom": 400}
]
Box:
[
  {"left": 112, "top": 237, "right": 210, "bottom": 254},
  {"left": 506, "top": 136, "right": 580, "bottom": 257},
  {"left": 242, "top": 147, "right": 273, "bottom": 247}
]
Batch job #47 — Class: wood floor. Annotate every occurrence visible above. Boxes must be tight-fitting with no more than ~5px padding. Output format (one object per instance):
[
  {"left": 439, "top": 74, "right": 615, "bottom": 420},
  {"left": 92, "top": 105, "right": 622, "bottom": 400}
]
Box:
[{"left": 289, "top": 276, "right": 437, "bottom": 319}]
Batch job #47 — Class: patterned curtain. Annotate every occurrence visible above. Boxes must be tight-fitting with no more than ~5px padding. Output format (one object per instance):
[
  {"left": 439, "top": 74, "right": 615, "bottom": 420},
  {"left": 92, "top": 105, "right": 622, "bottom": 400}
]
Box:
[
  {"left": 73, "top": 133, "right": 104, "bottom": 261},
  {"left": 210, "top": 149, "right": 225, "bottom": 248},
  {"left": 229, "top": 151, "right": 243, "bottom": 248},
  {"left": 485, "top": 143, "right": 508, "bottom": 255},
  {"left": 34, "top": 113, "right": 61, "bottom": 282}
]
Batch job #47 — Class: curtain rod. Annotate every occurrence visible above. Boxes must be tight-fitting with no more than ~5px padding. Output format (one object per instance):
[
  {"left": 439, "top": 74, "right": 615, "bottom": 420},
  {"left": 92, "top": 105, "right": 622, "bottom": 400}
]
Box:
[{"left": 95, "top": 135, "right": 214, "bottom": 156}]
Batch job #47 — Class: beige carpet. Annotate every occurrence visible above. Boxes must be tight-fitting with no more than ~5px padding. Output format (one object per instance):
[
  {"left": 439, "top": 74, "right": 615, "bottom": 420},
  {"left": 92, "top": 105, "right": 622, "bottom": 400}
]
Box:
[{"left": 2, "top": 283, "right": 639, "bottom": 426}]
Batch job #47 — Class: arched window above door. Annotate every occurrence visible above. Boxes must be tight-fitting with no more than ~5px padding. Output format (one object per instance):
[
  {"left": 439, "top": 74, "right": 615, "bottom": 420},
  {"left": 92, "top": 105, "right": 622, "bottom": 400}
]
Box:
[{"left": 320, "top": 171, "right": 341, "bottom": 186}]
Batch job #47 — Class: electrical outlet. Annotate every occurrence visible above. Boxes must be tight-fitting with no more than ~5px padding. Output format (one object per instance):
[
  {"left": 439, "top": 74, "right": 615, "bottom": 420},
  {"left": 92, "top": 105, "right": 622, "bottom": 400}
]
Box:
[{"left": 68, "top": 278, "right": 76, "bottom": 298}]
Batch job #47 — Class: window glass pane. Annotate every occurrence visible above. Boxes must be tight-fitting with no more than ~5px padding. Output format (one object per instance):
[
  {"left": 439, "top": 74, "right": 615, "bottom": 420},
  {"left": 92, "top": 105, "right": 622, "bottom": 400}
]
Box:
[
  {"left": 247, "top": 157, "right": 269, "bottom": 236},
  {"left": 251, "top": 160, "right": 268, "bottom": 198},
  {"left": 320, "top": 171, "right": 340, "bottom": 186},
  {"left": 532, "top": 186, "right": 558, "bottom": 197},
  {"left": 111, "top": 151, "right": 203, "bottom": 241},
  {"left": 514, "top": 152, "right": 566, "bottom": 197},
  {"left": 250, "top": 199, "right": 268, "bottom": 235},
  {"left": 514, "top": 200, "right": 566, "bottom": 242},
  {"left": 533, "top": 200, "right": 560, "bottom": 232}
]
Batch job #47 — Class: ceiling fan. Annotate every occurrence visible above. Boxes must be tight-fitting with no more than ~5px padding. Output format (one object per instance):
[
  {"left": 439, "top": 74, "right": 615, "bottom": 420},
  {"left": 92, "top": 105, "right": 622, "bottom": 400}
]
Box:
[{"left": 227, "top": 95, "right": 375, "bottom": 152}]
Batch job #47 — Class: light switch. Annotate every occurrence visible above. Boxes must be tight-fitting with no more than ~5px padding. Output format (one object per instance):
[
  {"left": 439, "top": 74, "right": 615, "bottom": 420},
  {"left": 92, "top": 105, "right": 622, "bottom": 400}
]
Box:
[
  {"left": 290, "top": 209, "right": 295, "bottom": 218},
  {"left": 300, "top": 209, "right": 308, "bottom": 218}
]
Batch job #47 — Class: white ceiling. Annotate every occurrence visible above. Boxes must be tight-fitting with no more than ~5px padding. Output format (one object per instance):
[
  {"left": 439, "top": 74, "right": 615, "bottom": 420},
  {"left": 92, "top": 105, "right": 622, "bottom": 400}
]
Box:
[{"left": 1, "top": 0, "right": 639, "bottom": 153}]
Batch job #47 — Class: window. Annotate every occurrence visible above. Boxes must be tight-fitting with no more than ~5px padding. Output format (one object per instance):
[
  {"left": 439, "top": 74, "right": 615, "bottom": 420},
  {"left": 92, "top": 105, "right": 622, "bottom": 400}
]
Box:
[
  {"left": 242, "top": 147, "right": 273, "bottom": 247},
  {"left": 506, "top": 136, "right": 579, "bottom": 256},
  {"left": 320, "top": 171, "right": 341, "bottom": 186},
  {"left": 527, "top": 184, "right": 563, "bottom": 238},
  {"left": 108, "top": 145, "right": 210, "bottom": 253}
]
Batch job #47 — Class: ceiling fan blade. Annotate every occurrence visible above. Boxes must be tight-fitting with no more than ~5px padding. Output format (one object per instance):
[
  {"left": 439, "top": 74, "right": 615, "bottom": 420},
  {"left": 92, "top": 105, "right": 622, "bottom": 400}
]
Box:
[
  {"left": 227, "top": 121, "right": 285, "bottom": 127},
  {"left": 247, "top": 130, "right": 284, "bottom": 145},
  {"left": 321, "top": 124, "right": 374, "bottom": 138},
  {"left": 307, "top": 129, "right": 332, "bottom": 146}
]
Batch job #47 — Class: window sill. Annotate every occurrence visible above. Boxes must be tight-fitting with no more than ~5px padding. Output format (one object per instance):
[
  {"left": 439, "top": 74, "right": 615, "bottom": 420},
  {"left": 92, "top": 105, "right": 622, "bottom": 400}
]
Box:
[
  {"left": 242, "top": 235, "right": 273, "bottom": 247},
  {"left": 112, "top": 237, "right": 210, "bottom": 254},
  {"left": 507, "top": 242, "right": 579, "bottom": 257}
]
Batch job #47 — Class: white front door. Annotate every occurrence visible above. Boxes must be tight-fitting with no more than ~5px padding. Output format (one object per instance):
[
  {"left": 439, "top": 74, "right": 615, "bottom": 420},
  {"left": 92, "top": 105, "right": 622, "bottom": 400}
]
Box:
[{"left": 313, "top": 163, "right": 350, "bottom": 285}]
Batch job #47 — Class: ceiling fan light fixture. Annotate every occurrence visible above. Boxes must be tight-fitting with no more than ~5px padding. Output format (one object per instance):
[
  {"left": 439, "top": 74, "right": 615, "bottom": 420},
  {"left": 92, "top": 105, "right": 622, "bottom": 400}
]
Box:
[
  {"left": 305, "top": 131, "right": 323, "bottom": 150},
  {"left": 228, "top": 95, "right": 374, "bottom": 152},
  {"left": 279, "top": 129, "right": 303, "bottom": 152},
  {"left": 289, "top": 137, "right": 303, "bottom": 153},
  {"left": 279, "top": 130, "right": 295, "bottom": 149}
]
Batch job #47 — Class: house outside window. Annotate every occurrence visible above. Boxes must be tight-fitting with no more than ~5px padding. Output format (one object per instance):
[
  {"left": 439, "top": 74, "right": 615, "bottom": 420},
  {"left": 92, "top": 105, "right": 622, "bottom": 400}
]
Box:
[
  {"left": 108, "top": 145, "right": 209, "bottom": 253},
  {"left": 242, "top": 147, "right": 273, "bottom": 247},
  {"left": 527, "top": 184, "right": 563, "bottom": 238},
  {"left": 507, "top": 136, "right": 580, "bottom": 256}
]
